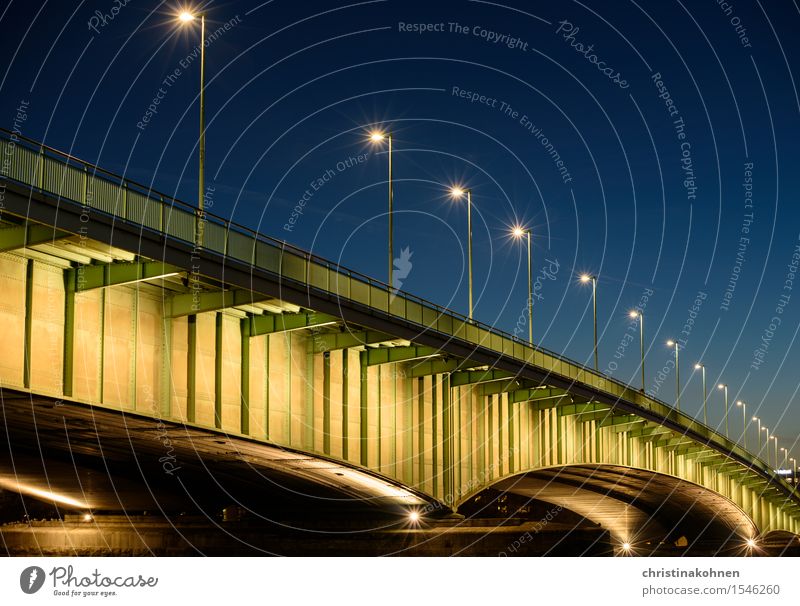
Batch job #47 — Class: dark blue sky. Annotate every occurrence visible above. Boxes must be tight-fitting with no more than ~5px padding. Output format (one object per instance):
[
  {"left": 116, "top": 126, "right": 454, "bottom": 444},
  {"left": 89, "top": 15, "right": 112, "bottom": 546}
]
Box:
[{"left": 2, "top": 0, "right": 799, "bottom": 458}]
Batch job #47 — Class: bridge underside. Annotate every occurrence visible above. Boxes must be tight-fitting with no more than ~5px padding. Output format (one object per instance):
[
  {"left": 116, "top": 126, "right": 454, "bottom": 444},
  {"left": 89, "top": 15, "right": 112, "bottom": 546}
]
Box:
[{"left": 486, "top": 465, "right": 758, "bottom": 554}]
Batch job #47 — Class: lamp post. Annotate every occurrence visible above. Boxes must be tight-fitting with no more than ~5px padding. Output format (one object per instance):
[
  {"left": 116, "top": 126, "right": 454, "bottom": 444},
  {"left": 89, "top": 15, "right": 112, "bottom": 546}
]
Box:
[
  {"left": 666, "top": 340, "right": 680, "bottom": 411},
  {"left": 450, "top": 187, "right": 473, "bottom": 320},
  {"left": 790, "top": 457, "right": 797, "bottom": 489},
  {"left": 762, "top": 427, "right": 770, "bottom": 466},
  {"left": 695, "top": 363, "right": 707, "bottom": 425},
  {"left": 717, "top": 383, "right": 729, "bottom": 438},
  {"left": 629, "top": 310, "right": 644, "bottom": 391},
  {"left": 780, "top": 447, "right": 788, "bottom": 471},
  {"left": 772, "top": 436, "right": 779, "bottom": 472},
  {"left": 369, "top": 131, "right": 394, "bottom": 289},
  {"left": 178, "top": 10, "right": 206, "bottom": 245},
  {"left": 512, "top": 227, "right": 533, "bottom": 345},
  {"left": 753, "top": 416, "right": 761, "bottom": 455},
  {"left": 581, "top": 274, "right": 598, "bottom": 370},
  {"left": 736, "top": 401, "right": 747, "bottom": 450}
]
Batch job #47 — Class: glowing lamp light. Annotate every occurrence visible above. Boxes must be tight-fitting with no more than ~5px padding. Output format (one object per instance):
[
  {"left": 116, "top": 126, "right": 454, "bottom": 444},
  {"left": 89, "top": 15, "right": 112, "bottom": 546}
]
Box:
[
  {"left": 512, "top": 227, "right": 525, "bottom": 238},
  {"left": 621, "top": 542, "right": 632, "bottom": 552},
  {"left": 746, "top": 538, "right": 756, "bottom": 548},
  {"left": 628, "top": 310, "right": 639, "bottom": 319},
  {"left": 369, "top": 131, "right": 385, "bottom": 142},
  {"left": 450, "top": 186, "right": 465, "bottom": 199},
  {"left": 580, "top": 274, "right": 591, "bottom": 283},
  {"left": 667, "top": 340, "right": 675, "bottom": 347},
  {"left": 695, "top": 363, "right": 702, "bottom": 369},
  {"left": 178, "top": 11, "right": 195, "bottom": 22},
  {"left": 408, "top": 511, "right": 420, "bottom": 523}
]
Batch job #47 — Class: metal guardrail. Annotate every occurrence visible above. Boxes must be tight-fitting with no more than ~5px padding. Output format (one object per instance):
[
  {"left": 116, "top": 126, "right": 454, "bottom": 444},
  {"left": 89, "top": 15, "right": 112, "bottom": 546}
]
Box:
[{"left": 0, "top": 127, "right": 795, "bottom": 500}]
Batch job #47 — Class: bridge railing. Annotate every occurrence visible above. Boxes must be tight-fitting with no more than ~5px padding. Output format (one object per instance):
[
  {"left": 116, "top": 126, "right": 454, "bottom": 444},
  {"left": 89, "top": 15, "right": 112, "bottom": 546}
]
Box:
[{"left": 0, "top": 128, "right": 792, "bottom": 496}]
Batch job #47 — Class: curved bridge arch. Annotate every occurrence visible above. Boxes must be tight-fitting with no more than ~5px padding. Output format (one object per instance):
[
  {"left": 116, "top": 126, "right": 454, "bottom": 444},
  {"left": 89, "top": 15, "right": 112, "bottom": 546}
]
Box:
[{"left": 459, "top": 464, "right": 759, "bottom": 553}]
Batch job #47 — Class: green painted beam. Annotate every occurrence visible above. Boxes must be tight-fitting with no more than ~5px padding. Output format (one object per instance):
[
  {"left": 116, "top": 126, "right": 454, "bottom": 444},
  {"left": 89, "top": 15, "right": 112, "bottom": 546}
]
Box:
[
  {"left": 685, "top": 450, "right": 723, "bottom": 461},
  {"left": 74, "top": 260, "right": 181, "bottom": 291},
  {"left": 674, "top": 446, "right": 704, "bottom": 456},
  {"left": 450, "top": 369, "right": 515, "bottom": 387},
  {"left": 588, "top": 413, "right": 647, "bottom": 430},
  {"left": 323, "top": 352, "right": 331, "bottom": 455},
  {"left": 529, "top": 396, "right": 574, "bottom": 412},
  {"left": 559, "top": 402, "right": 610, "bottom": 416},
  {"left": 250, "top": 311, "right": 339, "bottom": 337},
  {"left": 476, "top": 378, "right": 542, "bottom": 396},
  {"left": 359, "top": 350, "right": 368, "bottom": 466},
  {"left": 364, "top": 344, "right": 439, "bottom": 366},
  {"left": 511, "top": 387, "right": 569, "bottom": 404},
  {"left": 168, "top": 289, "right": 273, "bottom": 317},
  {"left": 0, "top": 223, "right": 71, "bottom": 252},
  {"left": 240, "top": 317, "right": 250, "bottom": 435},
  {"left": 187, "top": 314, "right": 197, "bottom": 423},
  {"left": 22, "top": 259, "right": 33, "bottom": 389},
  {"left": 311, "top": 330, "right": 393, "bottom": 353},
  {"left": 629, "top": 425, "right": 672, "bottom": 438},
  {"left": 62, "top": 268, "right": 76, "bottom": 397},
  {"left": 214, "top": 313, "right": 223, "bottom": 430},
  {"left": 653, "top": 437, "right": 695, "bottom": 449},
  {"left": 407, "top": 358, "right": 473, "bottom": 378}
]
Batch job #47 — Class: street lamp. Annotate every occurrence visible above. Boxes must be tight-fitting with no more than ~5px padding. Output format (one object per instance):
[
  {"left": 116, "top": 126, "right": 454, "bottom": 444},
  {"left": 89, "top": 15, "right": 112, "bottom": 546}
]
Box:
[
  {"left": 780, "top": 447, "right": 788, "bottom": 470},
  {"left": 717, "top": 383, "right": 729, "bottom": 438},
  {"left": 629, "top": 310, "right": 644, "bottom": 391},
  {"left": 581, "top": 274, "right": 598, "bottom": 370},
  {"left": 736, "top": 401, "right": 747, "bottom": 450},
  {"left": 177, "top": 9, "right": 206, "bottom": 245},
  {"left": 450, "top": 186, "right": 473, "bottom": 320},
  {"left": 695, "top": 363, "right": 707, "bottom": 425},
  {"left": 753, "top": 416, "right": 761, "bottom": 455},
  {"left": 368, "top": 130, "right": 394, "bottom": 289},
  {"left": 512, "top": 226, "right": 533, "bottom": 345},
  {"left": 790, "top": 457, "right": 797, "bottom": 489},
  {"left": 666, "top": 340, "right": 680, "bottom": 411},
  {"left": 772, "top": 435, "right": 779, "bottom": 472},
  {"left": 762, "top": 427, "right": 770, "bottom": 466}
]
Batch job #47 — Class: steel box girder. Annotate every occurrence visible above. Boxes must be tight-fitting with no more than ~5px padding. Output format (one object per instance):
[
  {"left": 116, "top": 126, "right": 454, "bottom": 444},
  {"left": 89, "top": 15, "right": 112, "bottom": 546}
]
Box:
[{"left": 0, "top": 222, "right": 71, "bottom": 252}]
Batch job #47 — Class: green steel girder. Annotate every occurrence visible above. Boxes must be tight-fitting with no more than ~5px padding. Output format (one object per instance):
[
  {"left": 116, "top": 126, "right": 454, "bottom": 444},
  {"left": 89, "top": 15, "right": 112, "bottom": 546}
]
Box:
[
  {"left": 365, "top": 345, "right": 439, "bottom": 366},
  {"left": 559, "top": 402, "right": 610, "bottom": 416},
  {"left": 653, "top": 437, "right": 695, "bottom": 449},
  {"left": 407, "top": 358, "right": 477, "bottom": 378},
  {"left": 740, "top": 477, "right": 769, "bottom": 488},
  {"left": 529, "top": 396, "right": 575, "bottom": 411},
  {"left": 167, "top": 289, "right": 273, "bottom": 317},
  {"left": 629, "top": 425, "right": 672, "bottom": 438},
  {"left": 601, "top": 419, "right": 646, "bottom": 433},
  {"left": 312, "top": 330, "right": 394, "bottom": 353},
  {"left": 450, "top": 369, "right": 515, "bottom": 387},
  {"left": 709, "top": 462, "right": 744, "bottom": 474},
  {"left": 74, "top": 260, "right": 181, "bottom": 291},
  {"left": 476, "top": 378, "right": 541, "bottom": 396},
  {"left": 0, "top": 223, "right": 71, "bottom": 252},
  {"left": 511, "top": 387, "right": 569, "bottom": 404},
  {"left": 250, "top": 311, "right": 339, "bottom": 338},
  {"left": 674, "top": 445, "right": 705, "bottom": 456},
  {"left": 685, "top": 451, "right": 723, "bottom": 462}
]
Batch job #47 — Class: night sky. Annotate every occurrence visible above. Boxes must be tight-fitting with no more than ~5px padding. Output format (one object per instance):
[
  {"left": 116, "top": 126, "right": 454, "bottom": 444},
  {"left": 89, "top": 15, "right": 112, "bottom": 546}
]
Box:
[{"left": 1, "top": 0, "right": 799, "bottom": 459}]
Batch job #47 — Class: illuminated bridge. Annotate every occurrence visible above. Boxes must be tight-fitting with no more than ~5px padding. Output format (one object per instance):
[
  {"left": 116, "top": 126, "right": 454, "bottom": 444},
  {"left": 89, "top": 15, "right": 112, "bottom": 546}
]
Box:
[{"left": 0, "top": 129, "right": 798, "bottom": 555}]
